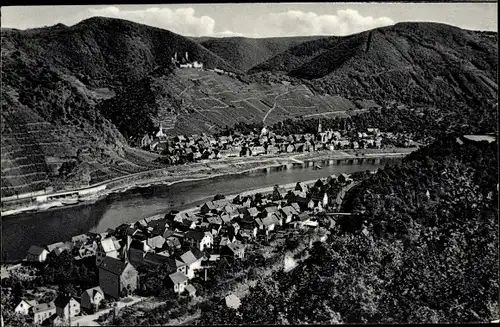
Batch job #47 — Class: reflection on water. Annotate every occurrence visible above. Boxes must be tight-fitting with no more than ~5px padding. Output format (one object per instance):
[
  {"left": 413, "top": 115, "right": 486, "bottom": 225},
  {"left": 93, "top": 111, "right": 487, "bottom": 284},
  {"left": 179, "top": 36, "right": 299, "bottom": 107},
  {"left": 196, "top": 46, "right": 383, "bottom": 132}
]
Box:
[{"left": 2, "top": 157, "right": 400, "bottom": 261}]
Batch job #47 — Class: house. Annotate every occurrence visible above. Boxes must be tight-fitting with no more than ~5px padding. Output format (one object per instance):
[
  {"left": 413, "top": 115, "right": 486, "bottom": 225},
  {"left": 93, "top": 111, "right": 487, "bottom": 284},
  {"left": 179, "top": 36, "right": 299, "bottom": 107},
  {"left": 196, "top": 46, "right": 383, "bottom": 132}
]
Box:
[
  {"left": 14, "top": 299, "right": 37, "bottom": 315},
  {"left": 221, "top": 242, "right": 246, "bottom": 259},
  {"left": 272, "top": 186, "right": 286, "bottom": 201},
  {"left": 184, "top": 231, "right": 213, "bottom": 251},
  {"left": 295, "top": 182, "right": 309, "bottom": 193},
  {"left": 312, "top": 192, "right": 329, "bottom": 208},
  {"left": 71, "top": 234, "right": 90, "bottom": 247},
  {"left": 33, "top": 302, "right": 56, "bottom": 325},
  {"left": 180, "top": 249, "right": 205, "bottom": 279},
  {"left": 54, "top": 294, "right": 80, "bottom": 321},
  {"left": 280, "top": 206, "right": 298, "bottom": 224},
  {"left": 98, "top": 257, "right": 138, "bottom": 298},
  {"left": 261, "top": 216, "right": 277, "bottom": 233},
  {"left": 80, "top": 287, "right": 105, "bottom": 312},
  {"left": 167, "top": 272, "right": 189, "bottom": 294},
  {"left": 225, "top": 293, "right": 241, "bottom": 309},
  {"left": 298, "top": 212, "right": 311, "bottom": 225},
  {"left": 96, "top": 237, "right": 120, "bottom": 266},
  {"left": 200, "top": 201, "right": 217, "bottom": 214},
  {"left": 128, "top": 239, "right": 148, "bottom": 267},
  {"left": 145, "top": 235, "right": 166, "bottom": 251},
  {"left": 337, "top": 173, "right": 350, "bottom": 184},
  {"left": 262, "top": 205, "right": 279, "bottom": 217},
  {"left": 46, "top": 242, "right": 65, "bottom": 253},
  {"left": 74, "top": 241, "right": 97, "bottom": 260},
  {"left": 26, "top": 245, "right": 49, "bottom": 263}
]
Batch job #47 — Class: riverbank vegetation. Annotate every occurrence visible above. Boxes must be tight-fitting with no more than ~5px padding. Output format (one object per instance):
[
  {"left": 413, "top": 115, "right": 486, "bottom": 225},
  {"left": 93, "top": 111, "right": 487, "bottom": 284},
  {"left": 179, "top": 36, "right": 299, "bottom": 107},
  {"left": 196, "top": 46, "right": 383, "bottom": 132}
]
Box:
[{"left": 196, "top": 136, "right": 498, "bottom": 324}]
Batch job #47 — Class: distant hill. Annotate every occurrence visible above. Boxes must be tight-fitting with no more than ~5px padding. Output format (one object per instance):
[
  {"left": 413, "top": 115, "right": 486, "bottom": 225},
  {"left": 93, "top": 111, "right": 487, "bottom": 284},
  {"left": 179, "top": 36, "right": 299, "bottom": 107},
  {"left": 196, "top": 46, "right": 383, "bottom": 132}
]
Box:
[
  {"left": 193, "top": 36, "right": 326, "bottom": 71},
  {"left": 250, "top": 22, "right": 498, "bottom": 107}
]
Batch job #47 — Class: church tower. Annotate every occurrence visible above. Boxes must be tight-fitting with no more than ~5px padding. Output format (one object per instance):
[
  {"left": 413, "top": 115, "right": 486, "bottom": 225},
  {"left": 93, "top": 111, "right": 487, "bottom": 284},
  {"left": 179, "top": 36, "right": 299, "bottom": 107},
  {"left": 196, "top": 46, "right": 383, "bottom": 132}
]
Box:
[{"left": 318, "top": 119, "right": 322, "bottom": 134}]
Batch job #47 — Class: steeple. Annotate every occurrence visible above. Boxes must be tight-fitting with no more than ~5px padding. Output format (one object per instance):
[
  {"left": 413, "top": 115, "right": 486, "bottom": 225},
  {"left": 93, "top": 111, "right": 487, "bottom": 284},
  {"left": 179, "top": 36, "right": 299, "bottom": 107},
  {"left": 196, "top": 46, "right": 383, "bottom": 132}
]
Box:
[{"left": 318, "top": 119, "right": 322, "bottom": 134}]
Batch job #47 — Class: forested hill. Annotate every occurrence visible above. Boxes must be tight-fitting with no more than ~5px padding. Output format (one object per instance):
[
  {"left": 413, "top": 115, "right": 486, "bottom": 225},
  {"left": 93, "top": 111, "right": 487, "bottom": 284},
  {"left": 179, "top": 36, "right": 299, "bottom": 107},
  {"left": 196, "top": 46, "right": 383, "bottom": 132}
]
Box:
[
  {"left": 198, "top": 135, "right": 499, "bottom": 324},
  {"left": 249, "top": 22, "right": 498, "bottom": 108},
  {"left": 193, "top": 36, "right": 326, "bottom": 71}
]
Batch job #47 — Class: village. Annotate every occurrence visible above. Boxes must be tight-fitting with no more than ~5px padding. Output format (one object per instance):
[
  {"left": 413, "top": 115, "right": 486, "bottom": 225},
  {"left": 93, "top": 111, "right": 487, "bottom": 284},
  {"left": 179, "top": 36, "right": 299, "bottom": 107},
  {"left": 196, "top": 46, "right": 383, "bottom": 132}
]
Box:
[
  {"left": 138, "top": 120, "right": 418, "bottom": 165},
  {"left": 2, "top": 171, "right": 359, "bottom": 326}
]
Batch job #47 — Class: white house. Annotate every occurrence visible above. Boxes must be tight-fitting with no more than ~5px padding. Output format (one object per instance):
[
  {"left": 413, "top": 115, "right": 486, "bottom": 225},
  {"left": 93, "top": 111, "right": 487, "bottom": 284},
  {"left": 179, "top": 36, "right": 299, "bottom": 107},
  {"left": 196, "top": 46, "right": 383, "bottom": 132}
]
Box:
[
  {"left": 26, "top": 246, "right": 49, "bottom": 263},
  {"left": 14, "top": 299, "right": 37, "bottom": 316},
  {"left": 32, "top": 302, "right": 56, "bottom": 324},
  {"left": 54, "top": 295, "right": 80, "bottom": 321},
  {"left": 180, "top": 250, "right": 204, "bottom": 279},
  {"left": 168, "top": 272, "right": 189, "bottom": 294},
  {"left": 193, "top": 61, "right": 204, "bottom": 69},
  {"left": 80, "top": 287, "right": 105, "bottom": 312}
]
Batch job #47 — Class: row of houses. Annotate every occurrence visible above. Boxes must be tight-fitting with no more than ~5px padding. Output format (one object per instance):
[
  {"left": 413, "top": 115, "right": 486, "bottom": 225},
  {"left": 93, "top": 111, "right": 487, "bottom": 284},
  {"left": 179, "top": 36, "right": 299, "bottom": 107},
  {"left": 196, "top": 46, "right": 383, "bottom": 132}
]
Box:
[{"left": 14, "top": 288, "right": 104, "bottom": 325}]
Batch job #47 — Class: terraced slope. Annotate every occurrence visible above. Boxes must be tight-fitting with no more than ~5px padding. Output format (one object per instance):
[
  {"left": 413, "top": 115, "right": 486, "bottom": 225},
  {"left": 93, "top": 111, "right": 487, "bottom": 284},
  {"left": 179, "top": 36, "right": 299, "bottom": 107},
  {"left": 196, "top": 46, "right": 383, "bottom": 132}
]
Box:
[{"left": 104, "top": 68, "right": 365, "bottom": 136}]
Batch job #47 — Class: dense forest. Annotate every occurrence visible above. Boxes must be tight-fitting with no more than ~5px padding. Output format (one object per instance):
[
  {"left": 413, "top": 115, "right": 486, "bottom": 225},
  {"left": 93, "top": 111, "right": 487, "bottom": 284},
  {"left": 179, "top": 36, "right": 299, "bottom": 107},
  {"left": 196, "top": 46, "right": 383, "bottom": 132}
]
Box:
[{"left": 197, "top": 136, "right": 498, "bottom": 324}]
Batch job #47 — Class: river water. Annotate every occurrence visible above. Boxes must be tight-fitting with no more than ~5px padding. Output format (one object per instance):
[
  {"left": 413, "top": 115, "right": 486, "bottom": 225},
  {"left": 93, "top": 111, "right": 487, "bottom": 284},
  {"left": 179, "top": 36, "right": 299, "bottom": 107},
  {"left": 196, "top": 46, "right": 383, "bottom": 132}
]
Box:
[{"left": 1, "top": 157, "right": 400, "bottom": 261}]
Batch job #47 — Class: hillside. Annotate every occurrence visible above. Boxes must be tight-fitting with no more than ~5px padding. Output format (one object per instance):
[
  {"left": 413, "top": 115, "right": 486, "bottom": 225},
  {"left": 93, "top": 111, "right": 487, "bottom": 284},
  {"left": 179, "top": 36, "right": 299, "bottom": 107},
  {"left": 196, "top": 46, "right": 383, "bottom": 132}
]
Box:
[
  {"left": 1, "top": 19, "right": 497, "bottom": 197},
  {"left": 250, "top": 22, "right": 498, "bottom": 108},
  {"left": 1, "top": 17, "right": 238, "bottom": 197},
  {"left": 198, "top": 136, "right": 499, "bottom": 324},
  {"left": 193, "top": 36, "right": 326, "bottom": 71}
]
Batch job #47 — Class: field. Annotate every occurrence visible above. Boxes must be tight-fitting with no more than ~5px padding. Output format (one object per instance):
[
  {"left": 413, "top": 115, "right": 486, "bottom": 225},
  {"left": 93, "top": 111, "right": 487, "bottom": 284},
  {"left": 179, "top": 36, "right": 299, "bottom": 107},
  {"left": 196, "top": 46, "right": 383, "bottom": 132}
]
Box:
[{"left": 159, "top": 69, "right": 363, "bottom": 135}]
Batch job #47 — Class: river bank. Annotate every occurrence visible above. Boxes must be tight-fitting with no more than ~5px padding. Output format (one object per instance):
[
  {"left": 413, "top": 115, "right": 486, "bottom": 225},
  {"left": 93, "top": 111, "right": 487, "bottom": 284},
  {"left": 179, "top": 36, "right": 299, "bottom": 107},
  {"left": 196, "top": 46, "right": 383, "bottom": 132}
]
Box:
[{"left": 1, "top": 148, "right": 417, "bottom": 217}]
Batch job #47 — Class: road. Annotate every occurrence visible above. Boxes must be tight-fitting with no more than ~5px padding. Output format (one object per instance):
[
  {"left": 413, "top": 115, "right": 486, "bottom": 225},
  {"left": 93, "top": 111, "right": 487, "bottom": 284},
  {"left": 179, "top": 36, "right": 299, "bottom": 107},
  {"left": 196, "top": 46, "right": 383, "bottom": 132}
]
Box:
[{"left": 70, "top": 296, "right": 145, "bottom": 326}]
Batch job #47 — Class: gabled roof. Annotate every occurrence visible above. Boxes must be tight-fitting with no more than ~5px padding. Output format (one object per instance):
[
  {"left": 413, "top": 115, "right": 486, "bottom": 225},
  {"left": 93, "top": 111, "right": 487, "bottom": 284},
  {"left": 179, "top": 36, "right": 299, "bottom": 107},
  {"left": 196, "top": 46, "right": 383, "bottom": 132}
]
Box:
[
  {"left": 98, "top": 256, "right": 130, "bottom": 276},
  {"left": 280, "top": 206, "right": 298, "bottom": 216},
  {"left": 262, "top": 216, "right": 276, "bottom": 227},
  {"left": 184, "top": 230, "right": 205, "bottom": 241},
  {"left": 143, "top": 252, "right": 172, "bottom": 266},
  {"left": 27, "top": 245, "right": 47, "bottom": 256},
  {"left": 129, "top": 239, "right": 146, "bottom": 251},
  {"left": 247, "top": 207, "right": 259, "bottom": 216},
  {"left": 100, "top": 238, "right": 118, "bottom": 253},
  {"left": 181, "top": 251, "right": 200, "bottom": 266},
  {"left": 83, "top": 286, "right": 104, "bottom": 300},
  {"left": 298, "top": 212, "right": 311, "bottom": 221},
  {"left": 145, "top": 235, "right": 166, "bottom": 249},
  {"left": 169, "top": 271, "right": 189, "bottom": 284},
  {"left": 206, "top": 216, "right": 222, "bottom": 224},
  {"left": 54, "top": 294, "right": 75, "bottom": 308},
  {"left": 33, "top": 301, "right": 55, "bottom": 313},
  {"left": 46, "top": 242, "right": 65, "bottom": 252},
  {"left": 226, "top": 242, "right": 245, "bottom": 254}
]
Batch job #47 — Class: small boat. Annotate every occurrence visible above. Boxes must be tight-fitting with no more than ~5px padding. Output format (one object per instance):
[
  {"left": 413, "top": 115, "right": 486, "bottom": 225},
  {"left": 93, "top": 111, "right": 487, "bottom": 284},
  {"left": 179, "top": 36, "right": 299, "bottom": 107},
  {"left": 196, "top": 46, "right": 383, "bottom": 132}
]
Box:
[{"left": 314, "top": 164, "right": 322, "bottom": 170}]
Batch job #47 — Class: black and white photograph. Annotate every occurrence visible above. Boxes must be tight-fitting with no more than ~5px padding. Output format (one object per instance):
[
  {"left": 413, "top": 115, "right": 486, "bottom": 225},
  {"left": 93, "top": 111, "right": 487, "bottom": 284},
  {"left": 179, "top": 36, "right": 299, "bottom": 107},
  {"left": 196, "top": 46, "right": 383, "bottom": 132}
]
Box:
[{"left": 0, "top": 2, "right": 498, "bottom": 325}]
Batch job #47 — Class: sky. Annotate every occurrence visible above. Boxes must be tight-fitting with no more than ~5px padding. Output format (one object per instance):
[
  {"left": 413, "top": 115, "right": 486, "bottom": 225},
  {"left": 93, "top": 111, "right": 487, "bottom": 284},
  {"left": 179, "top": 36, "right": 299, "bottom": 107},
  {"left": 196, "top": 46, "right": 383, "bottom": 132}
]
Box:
[{"left": 1, "top": 3, "right": 497, "bottom": 38}]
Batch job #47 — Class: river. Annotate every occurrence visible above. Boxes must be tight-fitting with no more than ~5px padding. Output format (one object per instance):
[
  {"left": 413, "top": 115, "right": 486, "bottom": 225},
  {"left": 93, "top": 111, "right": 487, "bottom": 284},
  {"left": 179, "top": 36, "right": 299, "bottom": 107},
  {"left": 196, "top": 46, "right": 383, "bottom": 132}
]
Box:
[{"left": 1, "top": 157, "right": 400, "bottom": 261}]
